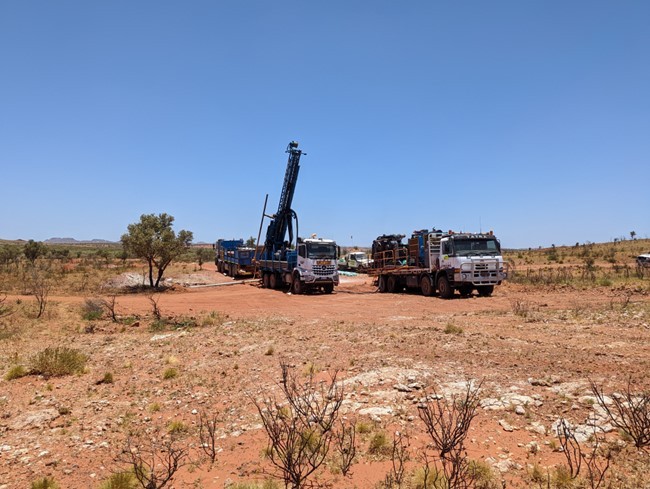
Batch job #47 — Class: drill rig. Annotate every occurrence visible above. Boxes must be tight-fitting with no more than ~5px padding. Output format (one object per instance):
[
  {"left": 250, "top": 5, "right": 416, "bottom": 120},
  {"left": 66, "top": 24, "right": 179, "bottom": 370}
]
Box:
[{"left": 255, "top": 141, "right": 339, "bottom": 294}]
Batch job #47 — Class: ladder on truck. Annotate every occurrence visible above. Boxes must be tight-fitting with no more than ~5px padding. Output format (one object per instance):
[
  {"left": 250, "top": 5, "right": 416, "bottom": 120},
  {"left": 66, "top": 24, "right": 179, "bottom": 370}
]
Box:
[{"left": 427, "top": 231, "right": 443, "bottom": 269}]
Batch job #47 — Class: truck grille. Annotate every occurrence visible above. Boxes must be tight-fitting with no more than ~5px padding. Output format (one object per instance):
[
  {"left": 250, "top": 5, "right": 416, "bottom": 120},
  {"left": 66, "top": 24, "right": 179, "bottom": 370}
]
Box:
[
  {"left": 461, "top": 260, "right": 504, "bottom": 284},
  {"left": 313, "top": 265, "right": 336, "bottom": 276}
]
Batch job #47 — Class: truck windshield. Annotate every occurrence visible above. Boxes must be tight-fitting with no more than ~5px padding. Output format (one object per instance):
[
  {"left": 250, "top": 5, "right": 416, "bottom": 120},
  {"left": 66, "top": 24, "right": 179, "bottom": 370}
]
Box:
[
  {"left": 307, "top": 244, "right": 337, "bottom": 259},
  {"left": 453, "top": 238, "right": 501, "bottom": 256},
  {"left": 351, "top": 253, "right": 367, "bottom": 261}
]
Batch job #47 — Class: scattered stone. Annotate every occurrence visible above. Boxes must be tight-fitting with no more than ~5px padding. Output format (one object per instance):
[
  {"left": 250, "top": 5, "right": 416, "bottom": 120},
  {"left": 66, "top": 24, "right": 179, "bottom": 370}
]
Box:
[
  {"left": 394, "top": 383, "right": 412, "bottom": 393},
  {"left": 499, "top": 419, "right": 515, "bottom": 432},
  {"left": 9, "top": 409, "right": 60, "bottom": 430},
  {"left": 515, "top": 405, "right": 526, "bottom": 415},
  {"left": 528, "top": 421, "right": 547, "bottom": 435},
  {"left": 150, "top": 333, "right": 175, "bottom": 342},
  {"left": 529, "top": 378, "right": 552, "bottom": 387}
]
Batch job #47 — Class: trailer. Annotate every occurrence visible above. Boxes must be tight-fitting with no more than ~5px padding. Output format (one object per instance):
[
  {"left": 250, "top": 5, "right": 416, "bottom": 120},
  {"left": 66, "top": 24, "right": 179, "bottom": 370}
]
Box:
[
  {"left": 214, "top": 239, "right": 255, "bottom": 277},
  {"left": 369, "top": 229, "right": 507, "bottom": 298}
]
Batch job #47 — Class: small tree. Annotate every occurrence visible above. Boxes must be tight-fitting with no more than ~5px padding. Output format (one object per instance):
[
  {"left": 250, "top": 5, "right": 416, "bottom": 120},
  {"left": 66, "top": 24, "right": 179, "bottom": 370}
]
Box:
[
  {"left": 121, "top": 214, "right": 193, "bottom": 288},
  {"left": 195, "top": 247, "right": 211, "bottom": 270},
  {"left": 24, "top": 239, "right": 46, "bottom": 264}
]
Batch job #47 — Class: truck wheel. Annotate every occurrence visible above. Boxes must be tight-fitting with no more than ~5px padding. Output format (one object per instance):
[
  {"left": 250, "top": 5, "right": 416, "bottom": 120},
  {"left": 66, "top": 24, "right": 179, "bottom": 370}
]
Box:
[
  {"left": 323, "top": 283, "right": 334, "bottom": 294},
  {"left": 387, "top": 276, "right": 398, "bottom": 293},
  {"left": 437, "top": 275, "right": 454, "bottom": 299},
  {"left": 269, "top": 273, "right": 279, "bottom": 289},
  {"left": 420, "top": 275, "right": 434, "bottom": 296},
  {"left": 378, "top": 276, "right": 388, "bottom": 293},
  {"left": 477, "top": 285, "right": 494, "bottom": 297},
  {"left": 292, "top": 276, "right": 304, "bottom": 295},
  {"left": 262, "top": 272, "right": 270, "bottom": 288},
  {"left": 458, "top": 285, "right": 473, "bottom": 297}
]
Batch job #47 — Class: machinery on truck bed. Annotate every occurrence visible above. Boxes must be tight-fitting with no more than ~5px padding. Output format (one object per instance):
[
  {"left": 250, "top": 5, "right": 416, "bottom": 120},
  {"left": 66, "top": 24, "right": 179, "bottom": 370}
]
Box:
[
  {"left": 255, "top": 141, "right": 339, "bottom": 294},
  {"left": 369, "top": 229, "right": 507, "bottom": 298},
  {"left": 214, "top": 239, "right": 255, "bottom": 277}
]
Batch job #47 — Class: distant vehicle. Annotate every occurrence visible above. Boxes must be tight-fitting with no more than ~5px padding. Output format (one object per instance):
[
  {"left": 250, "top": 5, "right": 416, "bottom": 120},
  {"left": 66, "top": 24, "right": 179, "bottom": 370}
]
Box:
[
  {"left": 338, "top": 251, "right": 372, "bottom": 272},
  {"left": 637, "top": 253, "right": 650, "bottom": 268}
]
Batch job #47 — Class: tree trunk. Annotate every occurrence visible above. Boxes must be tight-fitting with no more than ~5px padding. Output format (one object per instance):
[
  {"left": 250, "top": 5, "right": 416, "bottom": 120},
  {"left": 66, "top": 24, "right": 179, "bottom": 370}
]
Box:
[{"left": 148, "top": 259, "right": 155, "bottom": 287}]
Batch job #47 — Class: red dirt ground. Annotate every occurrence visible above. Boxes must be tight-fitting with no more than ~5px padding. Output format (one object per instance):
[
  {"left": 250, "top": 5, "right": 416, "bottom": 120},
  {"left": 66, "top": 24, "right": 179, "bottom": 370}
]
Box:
[{"left": 1, "top": 264, "right": 649, "bottom": 488}]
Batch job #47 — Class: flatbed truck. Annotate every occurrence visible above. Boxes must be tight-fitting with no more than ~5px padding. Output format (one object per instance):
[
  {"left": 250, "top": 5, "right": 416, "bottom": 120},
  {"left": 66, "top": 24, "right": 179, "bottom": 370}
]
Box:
[{"left": 369, "top": 229, "right": 507, "bottom": 298}]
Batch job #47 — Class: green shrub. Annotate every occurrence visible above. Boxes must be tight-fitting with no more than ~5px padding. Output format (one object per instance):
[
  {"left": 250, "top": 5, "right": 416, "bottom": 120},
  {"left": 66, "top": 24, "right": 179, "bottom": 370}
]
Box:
[
  {"left": 444, "top": 323, "right": 463, "bottom": 335},
  {"left": 5, "top": 364, "right": 28, "bottom": 380},
  {"left": 229, "top": 482, "right": 280, "bottom": 489},
  {"left": 29, "top": 347, "right": 88, "bottom": 378},
  {"left": 31, "top": 477, "right": 59, "bottom": 489},
  {"left": 150, "top": 318, "right": 169, "bottom": 332},
  {"left": 412, "top": 466, "right": 443, "bottom": 489},
  {"left": 167, "top": 420, "right": 188, "bottom": 434},
  {"left": 99, "top": 372, "right": 114, "bottom": 384},
  {"left": 356, "top": 421, "right": 373, "bottom": 434},
  {"left": 469, "top": 460, "right": 500, "bottom": 489},
  {"left": 81, "top": 298, "right": 104, "bottom": 320},
  {"left": 163, "top": 367, "right": 178, "bottom": 380},
  {"left": 368, "top": 431, "right": 390, "bottom": 455},
  {"left": 553, "top": 465, "right": 574, "bottom": 489},
  {"left": 99, "top": 471, "right": 137, "bottom": 489}
]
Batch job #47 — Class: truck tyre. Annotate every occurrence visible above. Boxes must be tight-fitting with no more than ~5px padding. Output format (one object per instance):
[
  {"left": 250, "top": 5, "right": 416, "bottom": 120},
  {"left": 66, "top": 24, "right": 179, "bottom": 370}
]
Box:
[
  {"left": 292, "top": 276, "right": 304, "bottom": 295},
  {"left": 387, "top": 275, "right": 398, "bottom": 293},
  {"left": 458, "top": 284, "right": 473, "bottom": 297},
  {"left": 378, "top": 276, "right": 388, "bottom": 293},
  {"left": 420, "top": 275, "right": 434, "bottom": 296},
  {"left": 477, "top": 285, "right": 494, "bottom": 297},
  {"left": 323, "top": 283, "right": 334, "bottom": 294},
  {"left": 262, "top": 272, "right": 270, "bottom": 288},
  {"left": 269, "top": 273, "right": 279, "bottom": 289},
  {"left": 437, "top": 275, "right": 454, "bottom": 299}
]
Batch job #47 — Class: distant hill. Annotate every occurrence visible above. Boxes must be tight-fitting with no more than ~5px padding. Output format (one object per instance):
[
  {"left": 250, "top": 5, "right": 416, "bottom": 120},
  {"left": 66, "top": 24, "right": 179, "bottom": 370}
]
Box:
[{"left": 45, "top": 238, "right": 116, "bottom": 245}]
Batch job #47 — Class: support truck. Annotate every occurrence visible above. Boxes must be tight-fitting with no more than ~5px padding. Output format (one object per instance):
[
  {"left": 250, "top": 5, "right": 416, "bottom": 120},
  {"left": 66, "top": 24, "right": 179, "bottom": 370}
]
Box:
[
  {"left": 369, "top": 229, "right": 507, "bottom": 298},
  {"left": 214, "top": 239, "right": 255, "bottom": 277},
  {"left": 256, "top": 141, "right": 339, "bottom": 294}
]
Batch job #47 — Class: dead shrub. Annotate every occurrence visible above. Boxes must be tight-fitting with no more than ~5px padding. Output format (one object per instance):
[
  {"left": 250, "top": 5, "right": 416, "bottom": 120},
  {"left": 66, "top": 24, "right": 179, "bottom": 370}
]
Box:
[
  {"left": 252, "top": 360, "right": 344, "bottom": 488},
  {"left": 555, "top": 418, "right": 611, "bottom": 489},
  {"left": 417, "top": 380, "right": 483, "bottom": 488},
  {"left": 591, "top": 379, "right": 650, "bottom": 449},
  {"left": 118, "top": 430, "right": 188, "bottom": 489}
]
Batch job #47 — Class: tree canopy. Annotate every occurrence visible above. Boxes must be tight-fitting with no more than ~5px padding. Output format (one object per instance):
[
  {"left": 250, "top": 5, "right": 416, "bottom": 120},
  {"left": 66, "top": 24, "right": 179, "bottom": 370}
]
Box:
[{"left": 121, "top": 213, "right": 193, "bottom": 288}]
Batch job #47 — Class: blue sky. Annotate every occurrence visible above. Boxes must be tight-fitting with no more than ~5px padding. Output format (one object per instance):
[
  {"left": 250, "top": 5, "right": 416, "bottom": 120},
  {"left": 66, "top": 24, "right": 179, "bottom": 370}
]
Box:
[{"left": 1, "top": 1, "right": 648, "bottom": 249}]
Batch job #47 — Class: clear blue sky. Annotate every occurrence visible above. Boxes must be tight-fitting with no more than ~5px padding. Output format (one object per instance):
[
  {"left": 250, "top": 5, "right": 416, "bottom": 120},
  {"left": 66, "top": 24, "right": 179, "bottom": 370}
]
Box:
[{"left": 1, "top": 1, "right": 648, "bottom": 249}]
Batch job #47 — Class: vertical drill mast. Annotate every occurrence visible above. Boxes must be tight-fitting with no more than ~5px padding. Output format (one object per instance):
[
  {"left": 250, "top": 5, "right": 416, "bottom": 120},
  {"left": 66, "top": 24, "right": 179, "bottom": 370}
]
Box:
[{"left": 263, "top": 141, "right": 304, "bottom": 257}]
